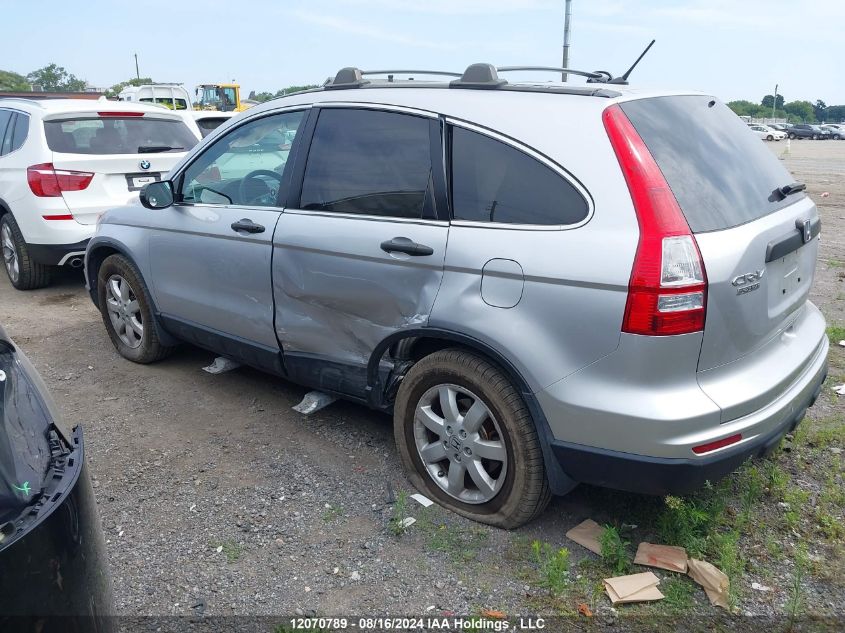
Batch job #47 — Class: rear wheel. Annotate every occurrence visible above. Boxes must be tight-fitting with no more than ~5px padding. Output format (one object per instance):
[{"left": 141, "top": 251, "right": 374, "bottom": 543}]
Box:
[
  {"left": 394, "top": 349, "right": 551, "bottom": 529},
  {"left": 788, "top": 133, "right": 796, "bottom": 139},
  {"left": 0, "top": 213, "right": 50, "bottom": 290},
  {"left": 97, "top": 254, "right": 173, "bottom": 363}
]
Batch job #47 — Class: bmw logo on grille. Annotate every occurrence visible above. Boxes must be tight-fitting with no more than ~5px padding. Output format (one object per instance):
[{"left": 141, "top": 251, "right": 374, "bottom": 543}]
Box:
[{"left": 139, "top": 160, "right": 151, "bottom": 170}]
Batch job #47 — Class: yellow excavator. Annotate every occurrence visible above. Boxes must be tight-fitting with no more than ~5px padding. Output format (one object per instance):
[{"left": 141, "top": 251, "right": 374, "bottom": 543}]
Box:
[{"left": 194, "top": 83, "right": 252, "bottom": 112}]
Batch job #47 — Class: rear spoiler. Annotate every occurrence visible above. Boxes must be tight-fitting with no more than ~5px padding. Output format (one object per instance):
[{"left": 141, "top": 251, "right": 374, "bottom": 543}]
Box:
[{"left": 40, "top": 111, "right": 183, "bottom": 123}]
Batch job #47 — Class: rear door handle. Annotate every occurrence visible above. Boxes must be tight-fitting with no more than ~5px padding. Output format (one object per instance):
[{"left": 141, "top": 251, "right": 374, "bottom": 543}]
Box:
[
  {"left": 380, "top": 236, "right": 434, "bottom": 256},
  {"left": 231, "top": 218, "right": 265, "bottom": 234}
]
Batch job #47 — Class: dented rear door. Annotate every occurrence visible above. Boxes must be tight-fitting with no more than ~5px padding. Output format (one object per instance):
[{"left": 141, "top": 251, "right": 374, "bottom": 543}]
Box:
[{"left": 272, "top": 106, "right": 448, "bottom": 375}]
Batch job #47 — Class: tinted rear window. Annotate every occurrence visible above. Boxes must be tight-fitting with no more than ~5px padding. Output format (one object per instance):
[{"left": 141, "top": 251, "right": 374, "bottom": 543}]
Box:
[
  {"left": 451, "top": 126, "right": 589, "bottom": 225},
  {"left": 44, "top": 117, "right": 198, "bottom": 155},
  {"left": 621, "top": 96, "right": 801, "bottom": 233}
]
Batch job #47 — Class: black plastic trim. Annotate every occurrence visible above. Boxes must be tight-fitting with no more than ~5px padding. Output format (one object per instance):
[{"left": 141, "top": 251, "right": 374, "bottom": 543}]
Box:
[
  {"left": 283, "top": 353, "right": 371, "bottom": 403},
  {"left": 765, "top": 217, "right": 821, "bottom": 262},
  {"left": 552, "top": 366, "right": 827, "bottom": 495},
  {"left": 158, "top": 315, "right": 284, "bottom": 376},
  {"left": 284, "top": 108, "right": 318, "bottom": 209},
  {"left": 26, "top": 240, "right": 89, "bottom": 266},
  {"left": 429, "top": 118, "right": 450, "bottom": 222}
]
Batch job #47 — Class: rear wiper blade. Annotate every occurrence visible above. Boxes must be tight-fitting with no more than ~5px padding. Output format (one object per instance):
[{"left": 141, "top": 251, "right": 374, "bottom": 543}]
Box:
[
  {"left": 137, "top": 145, "right": 184, "bottom": 153},
  {"left": 778, "top": 182, "right": 806, "bottom": 197}
]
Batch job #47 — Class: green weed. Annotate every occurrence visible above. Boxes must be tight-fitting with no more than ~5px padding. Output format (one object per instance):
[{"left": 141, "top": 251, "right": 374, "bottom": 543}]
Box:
[
  {"left": 531, "top": 540, "right": 571, "bottom": 594},
  {"left": 599, "top": 525, "right": 630, "bottom": 575}
]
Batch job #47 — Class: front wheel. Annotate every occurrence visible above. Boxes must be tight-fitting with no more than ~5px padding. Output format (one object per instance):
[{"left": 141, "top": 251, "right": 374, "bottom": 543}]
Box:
[
  {"left": 812, "top": 134, "right": 818, "bottom": 140},
  {"left": 97, "top": 254, "right": 174, "bottom": 363},
  {"left": 394, "top": 349, "right": 551, "bottom": 529},
  {"left": 788, "top": 133, "right": 796, "bottom": 139},
  {"left": 767, "top": 135, "right": 774, "bottom": 141}
]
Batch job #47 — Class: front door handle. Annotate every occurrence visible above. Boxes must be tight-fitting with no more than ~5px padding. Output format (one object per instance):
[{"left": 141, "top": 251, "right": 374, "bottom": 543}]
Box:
[
  {"left": 380, "top": 236, "right": 434, "bottom": 256},
  {"left": 231, "top": 218, "right": 265, "bottom": 234}
]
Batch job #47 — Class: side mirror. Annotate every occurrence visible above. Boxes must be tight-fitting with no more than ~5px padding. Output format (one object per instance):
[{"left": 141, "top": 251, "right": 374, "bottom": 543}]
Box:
[{"left": 139, "top": 180, "right": 174, "bottom": 210}]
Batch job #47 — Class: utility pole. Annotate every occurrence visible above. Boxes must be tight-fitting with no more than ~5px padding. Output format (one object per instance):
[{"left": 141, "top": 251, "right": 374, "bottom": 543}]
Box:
[
  {"left": 772, "top": 83, "right": 778, "bottom": 120},
  {"left": 561, "top": 0, "right": 572, "bottom": 82},
  {"left": 134, "top": 53, "right": 140, "bottom": 80}
]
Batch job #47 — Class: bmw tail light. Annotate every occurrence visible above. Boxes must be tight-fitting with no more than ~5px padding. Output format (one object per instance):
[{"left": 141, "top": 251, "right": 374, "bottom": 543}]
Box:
[{"left": 27, "top": 163, "right": 93, "bottom": 198}]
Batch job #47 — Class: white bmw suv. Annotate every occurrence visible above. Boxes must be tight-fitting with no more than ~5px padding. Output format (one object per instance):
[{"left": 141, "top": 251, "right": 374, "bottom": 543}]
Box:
[{"left": 0, "top": 98, "right": 200, "bottom": 289}]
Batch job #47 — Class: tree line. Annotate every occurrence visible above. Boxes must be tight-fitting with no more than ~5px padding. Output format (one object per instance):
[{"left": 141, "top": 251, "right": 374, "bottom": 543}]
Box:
[
  {"left": 3, "top": 63, "right": 843, "bottom": 122},
  {"left": 727, "top": 94, "right": 844, "bottom": 123}
]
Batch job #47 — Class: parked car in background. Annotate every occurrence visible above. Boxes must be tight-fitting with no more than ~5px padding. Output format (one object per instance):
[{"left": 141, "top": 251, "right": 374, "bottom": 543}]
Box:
[
  {"left": 86, "top": 66, "right": 827, "bottom": 528},
  {"left": 749, "top": 124, "right": 786, "bottom": 141},
  {"left": 0, "top": 99, "right": 200, "bottom": 290},
  {"left": 0, "top": 324, "right": 113, "bottom": 626},
  {"left": 820, "top": 124, "right": 844, "bottom": 139},
  {"left": 768, "top": 123, "right": 791, "bottom": 133},
  {"left": 192, "top": 110, "right": 238, "bottom": 138},
  {"left": 788, "top": 124, "right": 832, "bottom": 140}
]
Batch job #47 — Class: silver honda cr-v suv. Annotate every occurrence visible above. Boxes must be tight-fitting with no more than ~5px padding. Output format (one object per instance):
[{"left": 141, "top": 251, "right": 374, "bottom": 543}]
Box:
[{"left": 85, "top": 65, "right": 828, "bottom": 528}]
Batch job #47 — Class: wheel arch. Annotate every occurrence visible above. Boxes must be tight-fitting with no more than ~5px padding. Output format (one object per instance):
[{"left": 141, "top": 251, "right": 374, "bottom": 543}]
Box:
[
  {"left": 86, "top": 238, "right": 179, "bottom": 347},
  {"left": 369, "top": 329, "right": 577, "bottom": 495}
]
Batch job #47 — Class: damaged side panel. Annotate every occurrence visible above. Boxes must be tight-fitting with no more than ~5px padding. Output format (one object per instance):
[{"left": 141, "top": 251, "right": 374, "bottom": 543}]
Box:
[{"left": 271, "top": 211, "right": 448, "bottom": 373}]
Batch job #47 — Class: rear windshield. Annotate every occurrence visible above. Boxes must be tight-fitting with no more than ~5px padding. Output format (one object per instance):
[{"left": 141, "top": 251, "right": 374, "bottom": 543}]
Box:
[
  {"left": 196, "top": 117, "right": 229, "bottom": 137},
  {"left": 44, "top": 117, "right": 198, "bottom": 155},
  {"left": 620, "top": 96, "right": 802, "bottom": 233}
]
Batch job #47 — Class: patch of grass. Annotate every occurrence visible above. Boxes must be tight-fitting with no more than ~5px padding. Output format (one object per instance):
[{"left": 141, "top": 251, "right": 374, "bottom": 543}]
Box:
[
  {"left": 423, "top": 519, "right": 489, "bottom": 562},
  {"left": 531, "top": 541, "right": 571, "bottom": 595},
  {"left": 787, "top": 544, "right": 809, "bottom": 628},
  {"left": 213, "top": 540, "right": 243, "bottom": 563},
  {"left": 321, "top": 504, "right": 343, "bottom": 523},
  {"left": 827, "top": 260, "right": 845, "bottom": 269},
  {"left": 710, "top": 529, "right": 745, "bottom": 607},
  {"left": 826, "top": 324, "right": 845, "bottom": 345},
  {"left": 659, "top": 576, "right": 697, "bottom": 612},
  {"left": 599, "top": 525, "right": 630, "bottom": 575},
  {"left": 762, "top": 459, "right": 789, "bottom": 498},
  {"left": 656, "top": 492, "right": 725, "bottom": 557},
  {"left": 782, "top": 486, "right": 810, "bottom": 531},
  {"left": 389, "top": 490, "right": 409, "bottom": 536}
]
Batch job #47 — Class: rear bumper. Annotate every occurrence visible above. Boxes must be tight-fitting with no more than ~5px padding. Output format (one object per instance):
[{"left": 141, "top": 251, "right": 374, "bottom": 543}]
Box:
[
  {"left": 550, "top": 348, "right": 828, "bottom": 495},
  {"left": 27, "top": 240, "right": 89, "bottom": 266}
]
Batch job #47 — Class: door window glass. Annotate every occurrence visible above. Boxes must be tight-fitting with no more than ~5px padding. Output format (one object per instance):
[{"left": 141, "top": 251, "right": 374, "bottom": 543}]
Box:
[
  {"left": 0, "top": 110, "right": 12, "bottom": 155},
  {"left": 180, "top": 110, "right": 305, "bottom": 207},
  {"left": 450, "top": 126, "right": 588, "bottom": 225},
  {"left": 300, "top": 109, "right": 432, "bottom": 219}
]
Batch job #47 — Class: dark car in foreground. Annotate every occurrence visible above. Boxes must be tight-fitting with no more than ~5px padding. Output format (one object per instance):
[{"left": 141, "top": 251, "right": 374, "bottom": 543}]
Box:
[{"left": 0, "top": 325, "right": 112, "bottom": 630}]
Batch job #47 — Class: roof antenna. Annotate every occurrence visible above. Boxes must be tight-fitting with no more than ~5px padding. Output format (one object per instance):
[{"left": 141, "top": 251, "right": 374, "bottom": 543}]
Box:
[{"left": 608, "top": 39, "right": 655, "bottom": 85}]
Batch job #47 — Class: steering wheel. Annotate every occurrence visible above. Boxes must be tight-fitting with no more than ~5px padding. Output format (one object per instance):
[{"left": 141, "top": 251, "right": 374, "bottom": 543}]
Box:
[{"left": 238, "top": 170, "right": 284, "bottom": 205}]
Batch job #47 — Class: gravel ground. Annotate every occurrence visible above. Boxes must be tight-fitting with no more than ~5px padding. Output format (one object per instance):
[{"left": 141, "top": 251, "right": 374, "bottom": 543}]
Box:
[{"left": 0, "top": 138, "right": 843, "bottom": 626}]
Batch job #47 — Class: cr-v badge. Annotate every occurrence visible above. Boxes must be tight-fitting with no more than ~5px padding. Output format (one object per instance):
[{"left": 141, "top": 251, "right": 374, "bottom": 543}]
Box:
[{"left": 732, "top": 270, "right": 764, "bottom": 295}]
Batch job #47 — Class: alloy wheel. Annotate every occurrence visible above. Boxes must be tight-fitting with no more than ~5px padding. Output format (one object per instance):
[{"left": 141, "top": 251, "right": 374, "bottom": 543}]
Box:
[
  {"left": 1, "top": 223, "right": 19, "bottom": 283},
  {"left": 413, "top": 383, "right": 508, "bottom": 504},
  {"left": 105, "top": 274, "right": 144, "bottom": 348}
]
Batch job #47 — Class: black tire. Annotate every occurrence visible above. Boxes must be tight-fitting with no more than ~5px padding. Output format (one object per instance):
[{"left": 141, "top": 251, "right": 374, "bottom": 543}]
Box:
[
  {"left": 394, "top": 348, "right": 551, "bottom": 529},
  {"left": 97, "top": 254, "right": 174, "bottom": 363},
  {"left": 0, "top": 213, "right": 51, "bottom": 290},
  {"left": 812, "top": 134, "right": 818, "bottom": 140},
  {"left": 766, "top": 135, "right": 774, "bottom": 141},
  {"left": 788, "top": 133, "right": 796, "bottom": 139}
]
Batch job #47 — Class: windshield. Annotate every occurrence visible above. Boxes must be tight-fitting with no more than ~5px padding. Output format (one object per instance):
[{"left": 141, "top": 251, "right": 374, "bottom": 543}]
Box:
[{"left": 44, "top": 117, "right": 198, "bottom": 155}]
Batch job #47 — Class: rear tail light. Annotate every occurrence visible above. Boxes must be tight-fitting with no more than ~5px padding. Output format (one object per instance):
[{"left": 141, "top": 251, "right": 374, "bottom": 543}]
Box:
[
  {"left": 27, "top": 163, "right": 93, "bottom": 198},
  {"left": 603, "top": 105, "right": 708, "bottom": 336}
]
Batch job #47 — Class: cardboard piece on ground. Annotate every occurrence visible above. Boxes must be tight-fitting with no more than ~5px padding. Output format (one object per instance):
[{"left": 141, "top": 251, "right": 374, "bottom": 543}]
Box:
[
  {"left": 687, "top": 558, "right": 730, "bottom": 609},
  {"left": 565, "top": 519, "right": 604, "bottom": 555},
  {"left": 634, "top": 542, "right": 688, "bottom": 573},
  {"left": 603, "top": 571, "right": 664, "bottom": 604}
]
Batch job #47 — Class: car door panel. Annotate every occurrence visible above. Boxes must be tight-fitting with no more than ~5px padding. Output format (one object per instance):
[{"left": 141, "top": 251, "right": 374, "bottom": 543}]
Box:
[
  {"left": 272, "top": 211, "right": 447, "bottom": 365},
  {"left": 147, "top": 109, "right": 308, "bottom": 354},
  {"left": 271, "top": 106, "right": 448, "bottom": 387}
]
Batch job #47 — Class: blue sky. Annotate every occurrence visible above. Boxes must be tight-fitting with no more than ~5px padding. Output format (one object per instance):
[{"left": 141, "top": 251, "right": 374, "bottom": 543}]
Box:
[{"left": 3, "top": 0, "right": 844, "bottom": 104}]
